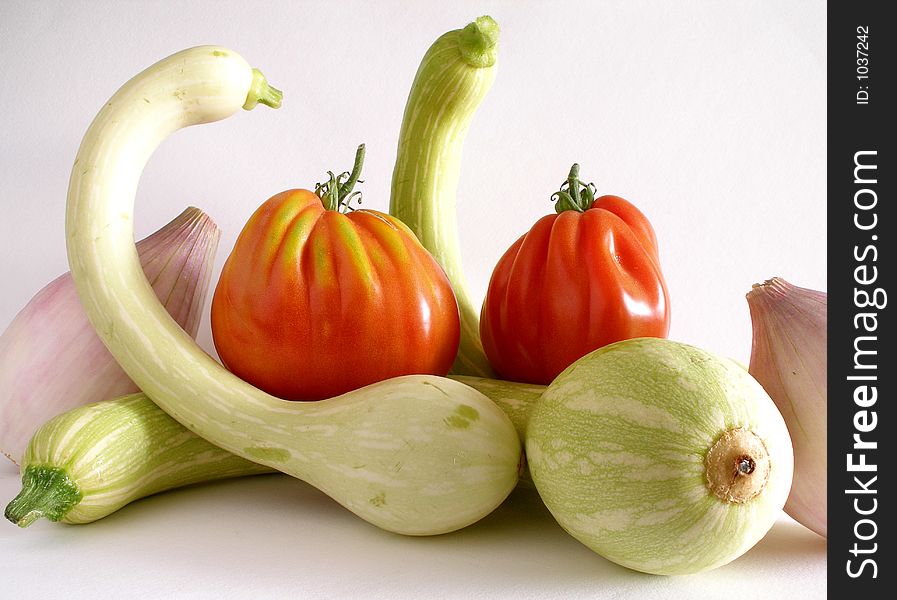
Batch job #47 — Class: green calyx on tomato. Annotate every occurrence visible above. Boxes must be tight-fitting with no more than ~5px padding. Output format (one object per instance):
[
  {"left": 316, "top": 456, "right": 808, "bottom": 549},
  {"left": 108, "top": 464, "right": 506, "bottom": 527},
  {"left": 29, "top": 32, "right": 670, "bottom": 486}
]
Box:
[
  {"left": 479, "top": 162, "right": 671, "bottom": 385},
  {"left": 315, "top": 144, "right": 366, "bottom": 213},
  {"left": 551, "top": 163, "right": 598, "bottom": 214},
  {"left": 211, "top": 145, "right": 461, "bottom": 401}
]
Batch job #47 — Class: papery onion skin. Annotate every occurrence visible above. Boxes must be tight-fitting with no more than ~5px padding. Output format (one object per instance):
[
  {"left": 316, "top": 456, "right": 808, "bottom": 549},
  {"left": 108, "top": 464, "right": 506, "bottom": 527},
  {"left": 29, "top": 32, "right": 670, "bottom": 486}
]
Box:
[
  {"left": 0, "top": 207, "right": 219, "bottom": 465},
  {"left": 747, "top": 277, "right": 827, "bottom": 537}
]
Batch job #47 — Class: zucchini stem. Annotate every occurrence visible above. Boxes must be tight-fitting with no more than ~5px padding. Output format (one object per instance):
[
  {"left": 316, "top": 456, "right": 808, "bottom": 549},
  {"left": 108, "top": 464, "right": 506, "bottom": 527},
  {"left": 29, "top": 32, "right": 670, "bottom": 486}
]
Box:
[
  {"left": 458, "top": 16, "right": 500, "bottom": 68},
  {"left": 243, "top": 68, "right": 283, "bottom": 110},
  {"left": 4, "top": 466, "right": 83, "bottom": 527}
]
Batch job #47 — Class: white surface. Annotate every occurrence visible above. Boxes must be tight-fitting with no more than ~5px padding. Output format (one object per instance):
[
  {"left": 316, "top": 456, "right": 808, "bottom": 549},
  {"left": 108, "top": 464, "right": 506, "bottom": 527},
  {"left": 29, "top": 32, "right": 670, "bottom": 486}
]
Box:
[
  {"left": 0, "top": 471, "right": 826, "bottom": 600},
  {"left": 0, "top": 1, "right": 826, "bottom": 598}
]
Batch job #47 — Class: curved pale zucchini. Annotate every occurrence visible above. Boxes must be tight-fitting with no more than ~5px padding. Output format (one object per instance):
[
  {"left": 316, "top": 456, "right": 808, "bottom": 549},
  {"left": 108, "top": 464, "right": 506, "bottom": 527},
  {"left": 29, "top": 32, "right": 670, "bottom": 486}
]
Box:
[
  {"left": 4, "top": 394, "right": 274, "bottom": 526},
  {"left": 5, "top": 379, "right": 543, "bottom": 527},
  {"left": 390, "top": 16, "right": 499, "bottom": 377},
  {"left": 4, "top": 379, "right": 542, "bottom": 527},
  {"left": 64, "top": 45, "right": 520, "bottom": 536}
]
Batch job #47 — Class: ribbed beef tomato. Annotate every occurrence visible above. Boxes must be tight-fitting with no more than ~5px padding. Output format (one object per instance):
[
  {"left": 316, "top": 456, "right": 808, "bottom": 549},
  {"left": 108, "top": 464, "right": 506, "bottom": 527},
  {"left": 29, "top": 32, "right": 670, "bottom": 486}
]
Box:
[
  {"left": 211, "top": 146, "right": 460, "bottom": 400},
  {"left": 480, "top": 163, "right": 670, "bottom": 384}
]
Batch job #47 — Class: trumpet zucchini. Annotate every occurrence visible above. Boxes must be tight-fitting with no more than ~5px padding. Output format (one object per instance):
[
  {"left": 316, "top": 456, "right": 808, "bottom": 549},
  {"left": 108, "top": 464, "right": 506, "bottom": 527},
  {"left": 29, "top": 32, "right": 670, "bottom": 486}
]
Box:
[{"left": 63, "top": 44, "right": 520, "bottom": 536}]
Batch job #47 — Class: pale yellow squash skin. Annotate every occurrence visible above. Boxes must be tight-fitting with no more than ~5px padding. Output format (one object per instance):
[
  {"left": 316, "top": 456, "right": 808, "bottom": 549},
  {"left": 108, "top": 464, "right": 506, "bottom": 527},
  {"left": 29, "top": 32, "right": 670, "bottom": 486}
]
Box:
[{"left": 64, "top": 45, "right": 520, "bottom": 536}]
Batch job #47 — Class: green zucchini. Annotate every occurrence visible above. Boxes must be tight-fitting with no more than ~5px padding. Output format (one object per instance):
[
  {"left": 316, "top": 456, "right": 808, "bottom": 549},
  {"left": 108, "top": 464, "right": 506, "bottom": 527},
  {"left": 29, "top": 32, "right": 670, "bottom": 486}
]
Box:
[
  {"left": 4, "top": 393, "right": 273, "bottom": 526},
  {"left": 390, "top": 15, "right": 499, "bottom": 377}
]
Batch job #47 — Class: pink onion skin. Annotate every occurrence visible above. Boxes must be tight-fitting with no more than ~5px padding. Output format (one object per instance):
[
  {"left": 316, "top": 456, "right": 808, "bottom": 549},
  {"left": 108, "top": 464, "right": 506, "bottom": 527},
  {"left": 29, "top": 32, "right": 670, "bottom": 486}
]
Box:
[
  {"left": 747, "top": 277, "right": 826, "bottom": 537},
  {"left": 0, "top": 207, "right": 220, "bottom": 466}
]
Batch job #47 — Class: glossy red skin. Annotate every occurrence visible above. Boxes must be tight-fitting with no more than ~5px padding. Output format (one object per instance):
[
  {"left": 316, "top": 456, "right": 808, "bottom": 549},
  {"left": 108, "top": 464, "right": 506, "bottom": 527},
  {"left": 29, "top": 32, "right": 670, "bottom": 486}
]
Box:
[
  {"left": 480, "top": 195, "right": 670, "bottom": 384},
  {"left": 211, "top": 189, "right": 461, "bottom": 400}
]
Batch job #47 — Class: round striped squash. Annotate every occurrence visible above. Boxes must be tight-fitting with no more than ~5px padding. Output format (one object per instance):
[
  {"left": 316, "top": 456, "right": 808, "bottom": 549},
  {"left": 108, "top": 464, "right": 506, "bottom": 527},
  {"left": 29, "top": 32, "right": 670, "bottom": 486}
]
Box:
[{"left": 526, "top": 337, "right": 793, "bottom": 575}]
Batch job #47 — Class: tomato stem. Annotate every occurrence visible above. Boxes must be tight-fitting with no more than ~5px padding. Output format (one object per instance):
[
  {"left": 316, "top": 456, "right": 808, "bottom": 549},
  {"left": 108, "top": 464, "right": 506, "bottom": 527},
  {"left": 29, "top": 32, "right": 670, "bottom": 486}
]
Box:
[
  {"left": 552, "top": 163, "right": 597, "bottom": 213},
  {"left": 316, "top": 144, "right": 366, "bottom": 213}
]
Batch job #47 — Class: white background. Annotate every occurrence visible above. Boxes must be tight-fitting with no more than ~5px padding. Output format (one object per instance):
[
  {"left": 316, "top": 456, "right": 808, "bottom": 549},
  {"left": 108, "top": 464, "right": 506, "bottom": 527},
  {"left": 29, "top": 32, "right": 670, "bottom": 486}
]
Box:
[{"left": 0, "top": 1, "right": 826, "bottom": 598}]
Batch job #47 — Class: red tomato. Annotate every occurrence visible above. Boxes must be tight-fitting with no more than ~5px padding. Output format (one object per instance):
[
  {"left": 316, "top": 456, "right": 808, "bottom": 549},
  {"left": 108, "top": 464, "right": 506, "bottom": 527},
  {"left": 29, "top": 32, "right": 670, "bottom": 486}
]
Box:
[
  {"left": 211, "top": 146, "right": 460, "bottom": 400},
  {"left": 479, "top": 164, "right": 670, "bottom": 384}
]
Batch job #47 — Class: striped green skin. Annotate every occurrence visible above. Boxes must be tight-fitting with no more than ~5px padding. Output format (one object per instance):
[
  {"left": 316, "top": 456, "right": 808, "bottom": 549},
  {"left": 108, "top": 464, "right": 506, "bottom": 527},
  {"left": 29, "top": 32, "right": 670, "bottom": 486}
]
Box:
[
  {"left": 526, "top": 338, "right": 794, "bottom": 575},
  {"left": 453, "top": 376, "right": 545, "bottom": 485},
  {"left": 390, "top": 16, "right": 498, "bottom": 378},
  {"left": 13, "top": 394, "right": 273, "bottom": 525},
  {"left": 452, "top": 376, "right": 543, "bottom": 442},
  {"left": 63, "top": 45, "right": 521, "bottom": 536}
]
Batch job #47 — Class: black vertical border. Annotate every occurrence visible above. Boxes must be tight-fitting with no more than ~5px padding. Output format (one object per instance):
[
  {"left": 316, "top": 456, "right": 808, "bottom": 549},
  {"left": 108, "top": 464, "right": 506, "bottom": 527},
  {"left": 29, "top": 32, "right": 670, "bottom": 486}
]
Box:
[{"left": 828, "top": 0, "right": 893, "bottom": 593}]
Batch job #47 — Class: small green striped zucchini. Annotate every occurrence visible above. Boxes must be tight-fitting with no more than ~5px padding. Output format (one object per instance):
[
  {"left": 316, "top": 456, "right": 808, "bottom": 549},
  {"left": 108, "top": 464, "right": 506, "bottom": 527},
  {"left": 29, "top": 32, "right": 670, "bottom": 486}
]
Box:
[{"left": 4, "top": 393, "right": 272, "bottom": 526}]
